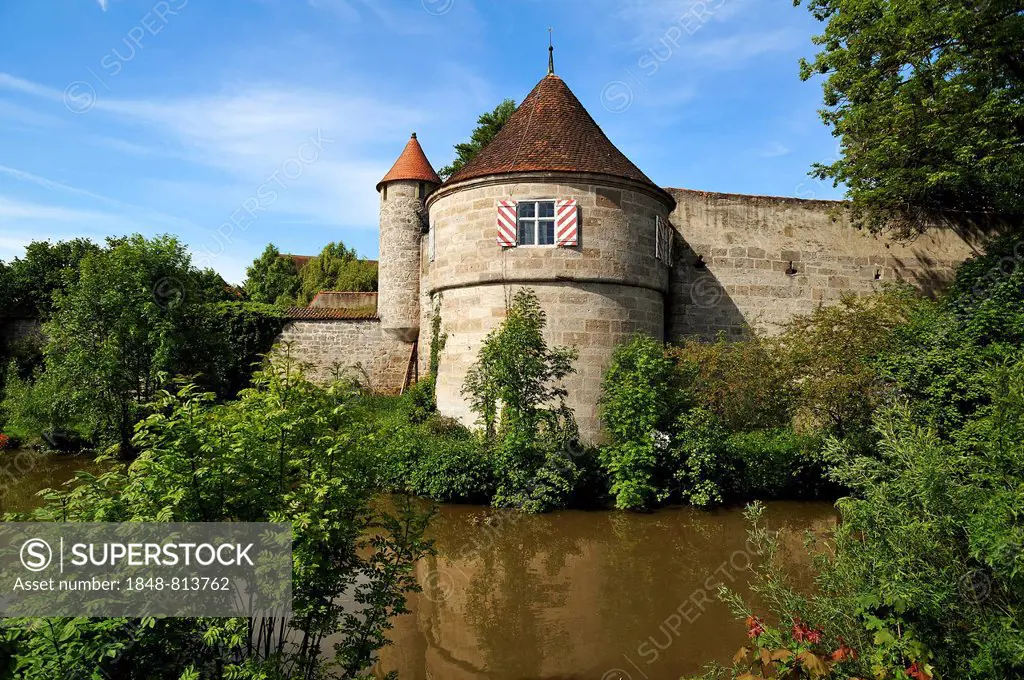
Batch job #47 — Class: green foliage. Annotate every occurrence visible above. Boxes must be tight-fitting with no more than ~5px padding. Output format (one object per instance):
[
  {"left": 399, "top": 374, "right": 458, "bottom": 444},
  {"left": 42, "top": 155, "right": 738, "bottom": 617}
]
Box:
[
  {"left": 725, "top": 428, "right": 827, "bottom": 498},
  {"left": 462, "top": 288, "right": 583, "bottom": 512},
  {"left": 1, "top": 236, "right": 269, "bottom": 453},
  {"left": 1, "top": 354, "right": 433, "bottom": 679},
  {"left": 372, "top": 390, "right": 495, "bottom": 504},
  {"left": 664, "top": 408, "right": 731, "bottom": 508},
  {"left": 27, "top": 235, "right": 203, "bottom": 453},
  {"left": 243, "top": 242, "right": 377, "bottom": 307},
  {"left": 0, "top": 238, "right": 101, "bottom": 319},
  {"left": 178, "top": 301, "right": 288, "bottom": 399},
  {"left": 242, "top": 243, "right": 302, "bottom": 305},
  {"left": 709, "top": 234, "right": 1024, "bottom": 680},
  {"left": 671, "top": 335, "right": 793, "bottom": 432},
  {"left": 428, "top": 294, "right": 447, "bottom": 379},
  {"left": 878, "top": 234, "right": 1024, "bottom": 438},
  {"left": 797, "top": 0, "right": 1024, "bottom": 233},
  {"left": 295, "top": 241, "right": 377, "bottom": 303},
  {"left": 463, "top": 289, "right": 577, "bottom": 437},
  {"left": 599, "top": 334, "right": 686, "bottom": 509},
  {"left": 438, "top": 98, "right": 517, "bottom": 180},
  {"left": 783, "top": 289, "right": 916, "bottom": 440}
]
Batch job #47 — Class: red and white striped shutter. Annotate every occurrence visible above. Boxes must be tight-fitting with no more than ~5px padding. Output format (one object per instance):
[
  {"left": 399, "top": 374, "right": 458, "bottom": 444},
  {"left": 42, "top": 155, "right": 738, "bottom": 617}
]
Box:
[
  {"left": 556, "top": 199, "right": 579, "bottom": 247},
  {"left": 496, "top": 200, "right": 517, "bottom": 247}
]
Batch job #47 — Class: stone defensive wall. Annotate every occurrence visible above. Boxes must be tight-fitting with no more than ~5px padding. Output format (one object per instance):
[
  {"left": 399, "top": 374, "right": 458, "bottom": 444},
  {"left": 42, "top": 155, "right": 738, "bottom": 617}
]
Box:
[
  {"left": 276, "top": 308, "right": 414, "bottom": 394},
  {"left": 666, "top": 188, "right": 996, "bottom": 339}
]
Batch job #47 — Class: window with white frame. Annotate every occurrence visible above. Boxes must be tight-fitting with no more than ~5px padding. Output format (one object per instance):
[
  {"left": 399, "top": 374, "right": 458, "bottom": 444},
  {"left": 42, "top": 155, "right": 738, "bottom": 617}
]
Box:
[{"left": 517, "top": 200, "right": 557, "bottom": 246}]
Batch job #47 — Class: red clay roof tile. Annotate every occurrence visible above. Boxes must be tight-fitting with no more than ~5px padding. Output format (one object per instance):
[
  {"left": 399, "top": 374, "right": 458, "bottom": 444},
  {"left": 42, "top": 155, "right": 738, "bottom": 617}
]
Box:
[
  {"left": 447, "top": 75, "right": 665, "bottom": 199},
  {"left": 377, "top": 133, "right": 441, "bottom": 191},
  {"left": 284, "top": 307, "right": 379, "bottom": 321}
]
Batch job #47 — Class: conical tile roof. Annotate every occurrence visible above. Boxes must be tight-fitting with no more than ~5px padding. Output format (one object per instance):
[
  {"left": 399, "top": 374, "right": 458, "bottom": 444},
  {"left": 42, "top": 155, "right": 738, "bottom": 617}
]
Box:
[
  {"left": 447, "top": 75, "right": 663, "bottom": 197},
  {"left": 377, "top": 133, "right": 441, "bottom": 191}
]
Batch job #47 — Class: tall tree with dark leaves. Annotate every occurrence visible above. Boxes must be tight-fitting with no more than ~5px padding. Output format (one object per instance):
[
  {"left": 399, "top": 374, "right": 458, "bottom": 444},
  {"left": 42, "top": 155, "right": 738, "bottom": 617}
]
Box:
[
  {"left": 798, "top": 0, "right": 1024, "bottom": 234},
  {"left": 439, "top": 98, "right": 517, "bottom": 180}
]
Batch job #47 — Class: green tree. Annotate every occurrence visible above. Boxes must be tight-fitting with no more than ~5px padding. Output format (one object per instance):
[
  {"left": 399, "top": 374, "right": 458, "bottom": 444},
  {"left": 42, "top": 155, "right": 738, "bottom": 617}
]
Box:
[
  {"left": 462, "top": 289, "right": 582, "bottom": 512},
  {"left": 798, "top": 0, "right": 1024, "bottom": 233},
  {"left": 599, "top": 334, "right": 686, "bottom": 509},
  {"left": 23, "top": 236, "right": 217, "bottom": 454},
  {"left": 0, "top": 238, "right": 101, "bottom": 318},
  {"left": 296, "top": 241, "right": 377, "bottom": 302},
  {"left": 2, "top": 357, "right": 432, "bottom": 679},
  {"left": 242, "top": 244, "right": 302, "bottom": 305},
  {"left": 438, "top": 98, "right": 516, "bottom": 180}
]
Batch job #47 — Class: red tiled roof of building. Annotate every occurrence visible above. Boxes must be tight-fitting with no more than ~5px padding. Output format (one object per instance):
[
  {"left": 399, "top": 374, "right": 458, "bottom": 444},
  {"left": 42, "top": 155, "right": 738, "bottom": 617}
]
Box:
[
  {"left": 446, "top": 75, "right": 666, "bottom": 199},
  {"left": 284, "top": 307, "right": 379, "bottom": 320},
  {"left": 377, "top": 133, "right": 441, "bottom": 191},
  {"left": 280, "top": 254, "right": 314, "bottom": 271}
]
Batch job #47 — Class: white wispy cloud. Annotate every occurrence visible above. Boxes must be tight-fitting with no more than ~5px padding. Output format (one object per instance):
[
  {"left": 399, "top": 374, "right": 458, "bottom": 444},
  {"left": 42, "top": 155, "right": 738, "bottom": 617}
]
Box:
[
  {"left": 97, "top": 0, "right": 109, "bottom": 11},
  {"left": 0, "top": 195, "right": 112, "bottom": 223},
  {"left": 0, "top": 164, "right": 197, "bottom": 232},
  {"left": 0, "top": 72, "right": 433, "bottom": 230},
  {"left": 758, "top": 141, "right": 792, "bottom": 158}
]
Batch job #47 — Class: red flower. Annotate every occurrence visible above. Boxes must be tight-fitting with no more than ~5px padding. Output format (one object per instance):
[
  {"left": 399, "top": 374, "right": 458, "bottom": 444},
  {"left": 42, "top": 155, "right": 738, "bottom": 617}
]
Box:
[
  {"left": 0, "top": 433, "right": 10, "bottom": 450},
  {"left": 830, "top": 640, "right": 857, "bottom": 662},
  {"left": 906, "top": 662, "right": 931, "bottom": 680},
  {"left": 790, "top": 618, "right": 824, "bottom": 645},
  {"left": 746, "top": 615, "right": 765, "bottom": 639},
  {"left": 792, "top": 618, "right": 806, "bottom": 642}
]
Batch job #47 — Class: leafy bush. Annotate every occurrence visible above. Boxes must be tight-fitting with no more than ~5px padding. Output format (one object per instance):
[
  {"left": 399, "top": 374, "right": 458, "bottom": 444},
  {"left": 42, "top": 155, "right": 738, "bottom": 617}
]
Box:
[
  {"left": 878, "top": 233, "right": 1024, "bottom": 440},
  {"left": 671, "top": 335, "right": 792, "bottom": 432},
  {"left": 667, "top": 407, "right": 732, "bottom": 507},
  {"left": 707, "top": 258, "right": 1024, "bottom": 680},
  {"left": 178, "top": 301, "right": 287, "bottom": 399},
  {"left": 462, "top": 288, "right": 583, "bottom": 512},
  {"left": 2, "top": 237, "right": 280, "bottom": 453},
  {"left": 670, "top": 288, "right": 915, "bottom": 445},
  {"left": 374, "top": 408, "right": 495, "bottom": 505},
  {"left": 404, "top": 375, "right": 437, "bottom": 424},
  {"left": 599, "top": 334, "right": 685, "bottom": 509},
  {"left": 715, "top": 367, "right": 1024, "bottom": 680},
  {"left": 0, "top": 355, "right": 433, "bottom": 679},
  {"left": 725, "top": 428, "right": 827, "bottom": 498}
]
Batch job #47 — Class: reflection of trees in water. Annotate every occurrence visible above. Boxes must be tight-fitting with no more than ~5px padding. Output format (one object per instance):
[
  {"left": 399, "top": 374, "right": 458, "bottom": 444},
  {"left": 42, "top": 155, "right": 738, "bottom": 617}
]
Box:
[
  {"left": 375, "top": 499, "right": 839, "bottom": 679},
  {"left": 597, "top": 509, "right": 750, "bottom": 666},
  {"left": 459, "top": 510, "right": 586, "bottom": 677}
]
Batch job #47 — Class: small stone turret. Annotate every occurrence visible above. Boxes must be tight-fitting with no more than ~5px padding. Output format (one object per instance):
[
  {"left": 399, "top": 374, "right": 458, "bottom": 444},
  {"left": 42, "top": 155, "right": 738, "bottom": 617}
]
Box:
[{"left": 377, "top": 133, "right": 441, "bottom": 341}]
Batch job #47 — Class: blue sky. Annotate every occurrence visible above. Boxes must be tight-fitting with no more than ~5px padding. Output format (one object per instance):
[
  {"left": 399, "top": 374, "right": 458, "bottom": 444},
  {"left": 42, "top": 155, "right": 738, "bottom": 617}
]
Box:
[{"left": 0, "top": 0, "right": 843, "bottom": 284}]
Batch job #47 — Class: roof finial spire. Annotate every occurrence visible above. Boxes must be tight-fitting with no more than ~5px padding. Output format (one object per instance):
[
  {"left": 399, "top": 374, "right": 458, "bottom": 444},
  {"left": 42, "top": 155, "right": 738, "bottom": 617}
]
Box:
[{"left": 548, "top": 28, "right": 554, "bottom": 75}]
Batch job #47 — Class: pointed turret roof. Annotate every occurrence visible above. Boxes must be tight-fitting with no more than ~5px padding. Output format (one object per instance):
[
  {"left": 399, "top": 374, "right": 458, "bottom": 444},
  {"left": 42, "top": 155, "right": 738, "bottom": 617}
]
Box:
[
  {"left": 377, "top": 133, "right": 441, "bottom": 191},
  {"left": 446, "top": 75, "right": 666, "bottom": 199}
]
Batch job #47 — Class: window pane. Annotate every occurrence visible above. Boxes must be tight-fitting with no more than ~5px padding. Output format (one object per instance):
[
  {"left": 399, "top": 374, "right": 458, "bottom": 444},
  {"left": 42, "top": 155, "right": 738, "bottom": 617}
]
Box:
[
  {"left": 518, "top": 220, "right": 535, "bottom": 245},
  {"left": 518, "top": 202, "right": 536, "bottom": 218},
  {"left": 538, "top": 220, "right": 555, "bottom": 245},
  {"left": 538, "top": 201, "right": 555, "bottom": 218}
]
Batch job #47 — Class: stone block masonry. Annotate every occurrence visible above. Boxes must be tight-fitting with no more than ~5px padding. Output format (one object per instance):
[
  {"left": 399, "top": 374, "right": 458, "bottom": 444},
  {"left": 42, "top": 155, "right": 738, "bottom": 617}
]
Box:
[
  {"left": 666, "top": 189, "right": 993, "bottom": 339},
  {"left": 276, "top": 319, "right": 414, "bottom": 393}
]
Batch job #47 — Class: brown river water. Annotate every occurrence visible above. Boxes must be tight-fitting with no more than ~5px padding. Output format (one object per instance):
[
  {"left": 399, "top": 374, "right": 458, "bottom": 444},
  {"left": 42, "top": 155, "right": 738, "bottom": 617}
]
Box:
[{"left": 1, "top": 449, "right": 837, "bottom": 680}]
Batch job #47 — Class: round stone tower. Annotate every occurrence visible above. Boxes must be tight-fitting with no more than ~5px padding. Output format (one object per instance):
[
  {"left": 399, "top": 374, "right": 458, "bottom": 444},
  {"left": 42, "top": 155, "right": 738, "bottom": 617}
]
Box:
[
  {"left": 425, "top": 73, "right": 676, "bottom": 443},
  {"left": 377, "top": 133, "right": 441, "bottom": 341}
]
